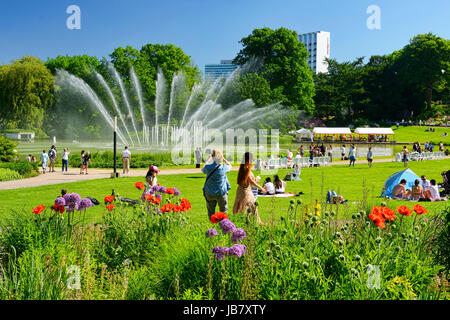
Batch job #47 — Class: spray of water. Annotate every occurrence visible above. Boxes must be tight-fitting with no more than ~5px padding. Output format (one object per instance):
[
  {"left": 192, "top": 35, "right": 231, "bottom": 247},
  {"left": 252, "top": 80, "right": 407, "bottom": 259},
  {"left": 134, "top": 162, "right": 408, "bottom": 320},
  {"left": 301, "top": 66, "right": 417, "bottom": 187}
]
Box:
[{"left": 109, "top": 63, "right": 141, "bottom": 145}]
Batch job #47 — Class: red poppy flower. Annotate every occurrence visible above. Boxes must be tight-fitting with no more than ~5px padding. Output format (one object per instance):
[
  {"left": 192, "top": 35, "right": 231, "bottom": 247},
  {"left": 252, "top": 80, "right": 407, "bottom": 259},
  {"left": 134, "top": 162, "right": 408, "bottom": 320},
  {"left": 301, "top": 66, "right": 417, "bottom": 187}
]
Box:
[
  {"left": 180, "top": 198, "right": 191, "bottom": 211},
  {"left": 152, "top": 198, "right": 161, "bottom": 205},
  {"left": 368, "top": 206, "right": 389, "bottom": 228},
  {"left": 374, "top": 219, "right": 386, "bottom": 229},
  {"left": 397, "top": 206, "right": 412, "bottom": 216},
  {"left": 211, "top": 212, "right": 228, "bottom": 223},
  {"left": 413, "top": 204, "right": 427, "bottom": 215},
  {"left": 166, "top": 188, "right": 175, "bottom": 195},
  {"left": 52, "top": 204, "right": 65, "bottom": 213},
  {"left": 135, "top": 182, "right": 145, "bottom": 190},
  {"left": 145, "top": 194, "right": 154, "bottom": 202},
  {"left": 33, "top": 205, "right": 46, "bottom": 215},
  {"left": 106, "top": 204, "right": 116, "bottom": 211},
  {"left": 381, "top": 207, "right": 397, "bottom": 221},
  {"left": 104, "top": 196, "right": 114, "bottom": 204}
]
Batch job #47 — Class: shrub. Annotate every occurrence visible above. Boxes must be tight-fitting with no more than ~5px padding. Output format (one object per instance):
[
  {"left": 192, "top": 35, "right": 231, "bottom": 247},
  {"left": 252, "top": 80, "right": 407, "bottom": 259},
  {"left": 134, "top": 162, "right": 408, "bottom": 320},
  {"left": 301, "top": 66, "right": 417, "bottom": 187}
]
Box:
[
  {"left": 0, "top": 168, "right": 21, "bottom": 181},
  {"left": 0, "top": 136, "right": 17, "bottom": 162},
  {"left": 68, "top": 151, "right": 184, "bottom": 168},
  {"left": 0, "top": 161, "right": 39, "bottom": 178}
]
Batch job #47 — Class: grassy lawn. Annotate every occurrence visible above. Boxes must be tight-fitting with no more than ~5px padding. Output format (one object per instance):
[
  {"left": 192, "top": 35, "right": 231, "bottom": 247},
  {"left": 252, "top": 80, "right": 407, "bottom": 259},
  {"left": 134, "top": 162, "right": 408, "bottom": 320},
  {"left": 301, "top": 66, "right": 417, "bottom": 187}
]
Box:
[
  {"left": 1, "top": 159, "right": 448, "bottom": 225},
  {"left": 391, "top": 126, "right": 450, "bottom": 145}
]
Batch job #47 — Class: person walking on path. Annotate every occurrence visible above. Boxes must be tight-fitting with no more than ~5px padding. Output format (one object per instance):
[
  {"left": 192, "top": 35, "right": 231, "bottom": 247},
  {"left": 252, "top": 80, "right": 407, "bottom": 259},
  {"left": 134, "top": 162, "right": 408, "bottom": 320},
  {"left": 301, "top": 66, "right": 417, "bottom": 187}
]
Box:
[
  {"left": 233, "top": 152, "right": 266, "bottom": 224},
  {"left": 327, "top": 145, "right": 333, "bottom": 162},
  {"left": 80, "top": 150, "right": 91, "bottom": 174},
  {"left": 202, "top": 149, "right": 232, "bottom": 220},
  {"left": 341, "top": 145, "right": 346, "bottom": 161},
  {"left": 48, "top": 145, "right": 57, "bottom": 173},
  {"left": 402, "top": 146, "right": 409, "bottom": 167},
  {"left": 349, "top": 145, "right": 356, "bottom": 167},
  {"left": 121, "top": 146, "right": 131, "bottom": 174},
  {"left": 367, "top": 147, "right": 373, "bottom": 168},
  {"left": 62, "top": 148, "right": 70, "bottom": 173},
  {"left": 195, "top": 147, "right": 202, "bottom": 169},
  {"left": 41, "top": 149, "right": 49, "bottom": 174}
]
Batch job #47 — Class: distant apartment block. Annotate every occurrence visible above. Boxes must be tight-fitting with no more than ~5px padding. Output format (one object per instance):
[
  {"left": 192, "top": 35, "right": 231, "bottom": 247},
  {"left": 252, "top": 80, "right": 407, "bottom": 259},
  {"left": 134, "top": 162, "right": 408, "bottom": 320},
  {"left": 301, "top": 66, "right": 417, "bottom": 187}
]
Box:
[
  {"left": 298, "top": 31, "right": 330, "bottom": 74},
  {"left": 204, "top": 60, "right": 239, "bottom": 82}
]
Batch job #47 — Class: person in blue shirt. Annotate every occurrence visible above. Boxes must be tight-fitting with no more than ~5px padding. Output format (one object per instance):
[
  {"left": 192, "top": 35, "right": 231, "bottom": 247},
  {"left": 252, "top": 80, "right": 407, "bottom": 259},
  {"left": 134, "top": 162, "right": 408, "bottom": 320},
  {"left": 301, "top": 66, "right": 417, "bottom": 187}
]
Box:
[
  {"left": 40, "top": 149, "right": 49, "bottom": 174},
  {"left": 202, "top": 149, "right": 231, "bottom": 219}
]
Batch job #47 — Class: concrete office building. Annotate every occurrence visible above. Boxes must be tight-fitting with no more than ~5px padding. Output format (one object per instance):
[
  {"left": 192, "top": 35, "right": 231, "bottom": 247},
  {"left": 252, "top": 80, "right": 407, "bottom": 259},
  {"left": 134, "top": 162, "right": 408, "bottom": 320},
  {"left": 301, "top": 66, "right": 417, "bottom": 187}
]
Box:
[
  {"left": 204, "top": 60, "right": 239, "bottom": 82},
  {"left": 298, "top": 31, "right": 330, "bottom": 74}
]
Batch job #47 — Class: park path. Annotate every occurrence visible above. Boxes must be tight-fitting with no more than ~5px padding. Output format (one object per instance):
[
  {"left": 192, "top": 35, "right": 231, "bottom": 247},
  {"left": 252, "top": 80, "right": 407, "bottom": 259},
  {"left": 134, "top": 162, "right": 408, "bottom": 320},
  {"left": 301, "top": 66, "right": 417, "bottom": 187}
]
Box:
[{"left": 0, "top": 157, "right": 446, "bottom": 190}]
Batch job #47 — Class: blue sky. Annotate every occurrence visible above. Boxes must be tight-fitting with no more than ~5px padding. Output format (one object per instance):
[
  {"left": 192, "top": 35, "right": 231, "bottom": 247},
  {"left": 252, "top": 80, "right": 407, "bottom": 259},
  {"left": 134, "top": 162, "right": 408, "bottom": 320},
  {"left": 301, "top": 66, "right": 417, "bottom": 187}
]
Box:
[{"left": 1, "top": 0, "right": 449, "bottom": 73}]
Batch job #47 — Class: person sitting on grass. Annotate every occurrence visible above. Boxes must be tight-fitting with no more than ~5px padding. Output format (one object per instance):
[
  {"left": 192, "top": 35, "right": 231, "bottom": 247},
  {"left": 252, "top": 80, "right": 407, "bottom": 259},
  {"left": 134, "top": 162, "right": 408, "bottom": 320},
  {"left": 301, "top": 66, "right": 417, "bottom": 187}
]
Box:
[
  {"left": 263, "top": 177, "right": 275, "bottom": 195},
  {"left": 392, "top": 179, "right": 408, "bottom": 199},
  {"left": 406, "top": 179, "right": 424, "bottom": 201},
  {"left": 274, "top": 175, "right": 287, "bottom": 194},
  {"left": 423, "top": 179, "right": 446, "bottom": 201}
]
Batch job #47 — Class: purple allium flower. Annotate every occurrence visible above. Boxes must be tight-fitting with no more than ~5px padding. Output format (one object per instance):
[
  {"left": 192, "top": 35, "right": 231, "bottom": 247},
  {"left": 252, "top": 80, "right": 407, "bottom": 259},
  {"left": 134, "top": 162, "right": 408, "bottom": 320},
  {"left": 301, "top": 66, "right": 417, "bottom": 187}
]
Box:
[
  {"left": 141, "top": 192, "right": 150, "bottom": 201},
  {"left": 206, "top": 228, "right": 219, "bottom": 238},
  {"left": 227, "top": 244, "right": 247, "bottom": 258},
  {"left": 212, "top": 246, "right": 229, "bottom": 260},
  {"left": 65, "top": 193, "right": 81, "bottom": 212},
  {"left": 78, "top": 198, "right": 93, "bottom": 211},
  {"left": 152, "top": 185, "right": 161, "bottom": 193},
  {"left": 158, "top": 186, "right": 167, "bottom": 194},
  {"left": 172, "top": 187, "right": 181, "bottom": 197},
  {"left": 155, "top": 193, "right": 162, "bottom": 200},
  {"left": 231, "top": 228, "right": 246, "bottom": 243},
  {"left": 55, "top": 197, "right": 66, "bottom": 206},
  {"left": 219, "top": 219, "right": 237, "bottom": 234}
]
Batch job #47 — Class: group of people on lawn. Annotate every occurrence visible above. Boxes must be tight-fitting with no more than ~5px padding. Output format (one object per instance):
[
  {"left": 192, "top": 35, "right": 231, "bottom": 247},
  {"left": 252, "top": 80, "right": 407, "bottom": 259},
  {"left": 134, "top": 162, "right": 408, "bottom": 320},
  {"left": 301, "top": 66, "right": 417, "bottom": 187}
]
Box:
[{"left": 392, "top": 173, "right": 448, "bottom": 201}]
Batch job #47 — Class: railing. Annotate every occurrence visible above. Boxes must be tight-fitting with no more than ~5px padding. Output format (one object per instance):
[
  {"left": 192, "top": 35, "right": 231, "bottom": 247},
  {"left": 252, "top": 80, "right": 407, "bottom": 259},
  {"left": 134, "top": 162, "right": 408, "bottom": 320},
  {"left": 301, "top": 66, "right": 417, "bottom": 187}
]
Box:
[
  {"left": 394, "top": 152, "right": 446, "bottom": 162},
  {"left": 260, "top": 156, "right": 331, "bottom": 170}
]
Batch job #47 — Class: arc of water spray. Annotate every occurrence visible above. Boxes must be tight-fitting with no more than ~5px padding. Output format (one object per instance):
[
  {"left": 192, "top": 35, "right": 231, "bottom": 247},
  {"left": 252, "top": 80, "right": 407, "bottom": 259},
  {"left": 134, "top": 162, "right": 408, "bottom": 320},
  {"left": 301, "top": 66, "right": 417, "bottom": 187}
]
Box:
[
  {"left": 230, "top": 105, "right": 282, "bottom": 129},
  {"left": 167, "top": 73, "right": 179, "bottom": 127},
  {"left": 108, "top": 63, "right": 141, "bottom": 146},
  {"left": 181, "top": 83, "right": 200, "bottom": 127},
  {"left": 130, "top": 66, "right": 147, "bottom": 144},
  {"left": 95, "top": 71, "right": 135, "bottom": 146},
  {"left": 219, "top": 103, "right": 278, "bottom": 130},
  {"left": 154, "top": 69, "right": 166, "bottom": 145},
  {"left": 56, "top": 70, "right": 128, "bottom": 144}
]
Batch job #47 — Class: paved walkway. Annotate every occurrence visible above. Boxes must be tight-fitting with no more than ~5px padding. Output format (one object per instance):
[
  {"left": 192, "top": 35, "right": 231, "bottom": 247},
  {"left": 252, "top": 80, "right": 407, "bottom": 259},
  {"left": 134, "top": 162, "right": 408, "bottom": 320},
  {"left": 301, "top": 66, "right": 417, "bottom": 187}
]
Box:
[{"left": 0, "top": 157, "right": 447, "bottom": 190}]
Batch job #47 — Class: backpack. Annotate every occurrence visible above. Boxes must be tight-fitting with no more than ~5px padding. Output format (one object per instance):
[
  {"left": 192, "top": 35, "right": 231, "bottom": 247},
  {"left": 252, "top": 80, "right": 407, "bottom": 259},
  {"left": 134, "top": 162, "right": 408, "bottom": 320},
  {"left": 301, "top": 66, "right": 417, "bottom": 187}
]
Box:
[{"left": 48, "top": 149, "right": 55, "bottom": 159}]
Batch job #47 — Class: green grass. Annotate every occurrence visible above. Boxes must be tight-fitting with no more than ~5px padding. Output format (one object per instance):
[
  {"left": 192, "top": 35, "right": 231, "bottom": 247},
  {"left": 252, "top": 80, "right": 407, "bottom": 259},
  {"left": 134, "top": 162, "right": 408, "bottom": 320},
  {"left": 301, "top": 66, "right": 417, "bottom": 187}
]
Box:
[
  {"left": 1, "top": 160, "right": 448, "bottom": 225},
  {"left": 391, "top": 126, "right": 450, "bottom": 145}
]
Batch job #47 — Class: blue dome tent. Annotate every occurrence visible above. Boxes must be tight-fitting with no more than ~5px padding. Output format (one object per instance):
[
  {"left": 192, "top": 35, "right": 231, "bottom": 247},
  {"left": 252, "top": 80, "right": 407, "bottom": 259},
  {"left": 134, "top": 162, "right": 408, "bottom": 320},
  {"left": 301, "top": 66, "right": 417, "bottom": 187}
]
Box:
[{"left": 381, "top": 168, "right": 420, "bottom": 198}]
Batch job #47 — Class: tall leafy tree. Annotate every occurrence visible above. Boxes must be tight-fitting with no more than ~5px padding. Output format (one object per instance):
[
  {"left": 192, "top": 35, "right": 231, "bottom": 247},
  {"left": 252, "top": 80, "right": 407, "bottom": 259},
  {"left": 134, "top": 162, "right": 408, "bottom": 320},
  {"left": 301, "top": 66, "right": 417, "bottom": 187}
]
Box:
[
  {"left": 396, "top": 33, "right": 450, "bottom": 112},
  {"left": 313, "top": 58, "right": 366, "bottom": 124},
  {"left": 0, "top": 56, "right": 54, "bottom": 130},
  {"left": 233, "top": 27, "right": 315, "bottom": 113}
]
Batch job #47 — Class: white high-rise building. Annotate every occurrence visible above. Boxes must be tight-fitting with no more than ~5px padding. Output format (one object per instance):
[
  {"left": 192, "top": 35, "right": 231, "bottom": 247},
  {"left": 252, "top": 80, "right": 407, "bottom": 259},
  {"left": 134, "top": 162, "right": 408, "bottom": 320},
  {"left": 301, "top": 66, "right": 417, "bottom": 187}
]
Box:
[{"left": 298, "top": 31, "right": 330, "bottom": 74}]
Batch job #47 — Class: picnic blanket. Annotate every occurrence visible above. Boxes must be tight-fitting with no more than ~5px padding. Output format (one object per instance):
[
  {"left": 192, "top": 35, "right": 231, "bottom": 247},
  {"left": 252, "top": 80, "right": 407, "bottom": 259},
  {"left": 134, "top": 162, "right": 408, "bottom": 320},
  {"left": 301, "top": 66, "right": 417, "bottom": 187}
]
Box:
[{"left": 258, "top": 193, "right": 296, "bottom": 198}]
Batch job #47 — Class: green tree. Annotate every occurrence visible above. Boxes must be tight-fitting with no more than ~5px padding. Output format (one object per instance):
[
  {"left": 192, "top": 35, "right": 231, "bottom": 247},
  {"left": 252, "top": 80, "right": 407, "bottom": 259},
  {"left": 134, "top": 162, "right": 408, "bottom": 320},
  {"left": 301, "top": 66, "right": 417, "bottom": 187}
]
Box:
[
  {"left": 46, "top": 54, "right": 102, "bottom": 79},
  {"left": 0, "top": 56, "right": 54, "bottom": 130},
  {"left": 0, "top": 136, "right": 17, "bottom": 162},
  {"left": 238, "top": 73, "right": 283, "bottom": 107},
  {"left": 396, "top": 33, "right": 450, "bottom": 112},
  {"left": 313, "top": 58, "right": 366, "bottom": 124},
  {"left": 233, "top": 27, "right": 315, "bottom": 113}
]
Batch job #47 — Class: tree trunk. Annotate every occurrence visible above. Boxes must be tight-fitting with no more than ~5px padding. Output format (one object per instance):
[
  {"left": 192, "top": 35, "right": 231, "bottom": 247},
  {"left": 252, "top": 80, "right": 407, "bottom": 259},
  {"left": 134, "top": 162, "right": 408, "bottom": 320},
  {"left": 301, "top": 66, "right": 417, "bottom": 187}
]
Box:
[{"left": 426, "top": 82, "right": 433, "bottom": 110}]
